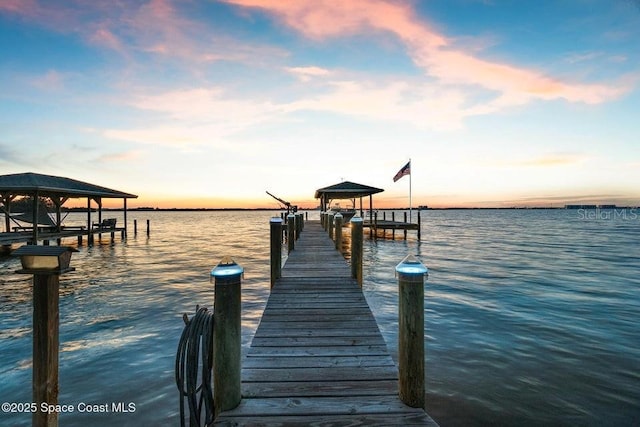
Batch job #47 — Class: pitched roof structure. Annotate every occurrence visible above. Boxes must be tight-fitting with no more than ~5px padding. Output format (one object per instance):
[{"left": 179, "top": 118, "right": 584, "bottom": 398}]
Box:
[
  {"left": 0, "top": 172, "right": 137, "bottom": 199},
  {"left": 314, "top": 181, "right": 384, "bottom": 200}
]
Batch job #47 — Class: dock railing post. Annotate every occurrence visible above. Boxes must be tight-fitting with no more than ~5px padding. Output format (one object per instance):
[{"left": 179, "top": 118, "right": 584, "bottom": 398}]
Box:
[
  {"left": 296, "top": 213, "right": 303, "bottom": 238},
  {"left": 287, "top": 213, "right": 295, "bottom": 252},
  {"left": 334, "top": 213, "right": 343, "bottom": 251},
  {"left": 270, "top": 217, "right": 283, "bottom": 288},
  {"left": 404, "top": 212, "right": 408, "bottom": 239},
  {"left": 374, "top": 211, "right": 378, "bottom": 239},
  {"left": 350, "top": 216, "right": 363, "bottom": 286},
  {"left": 396, "top": 255, "right": 428, "bottom": 409},
  {"left": 328, "top": 212, "right": 335, "bottom": 240},
  {"left": 210, "top": 258, "right": 243, "bottom": 417}
]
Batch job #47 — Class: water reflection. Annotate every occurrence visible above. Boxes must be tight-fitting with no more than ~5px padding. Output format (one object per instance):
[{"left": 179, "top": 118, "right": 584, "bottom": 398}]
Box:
[{"left": 1, "top": 209, "right": 639, "bottom": 426}]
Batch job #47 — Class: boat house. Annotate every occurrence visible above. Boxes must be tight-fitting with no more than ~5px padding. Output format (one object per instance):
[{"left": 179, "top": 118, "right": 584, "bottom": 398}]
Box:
[{"left": 1, "top": 172, "right": 137, "bottom": 247}]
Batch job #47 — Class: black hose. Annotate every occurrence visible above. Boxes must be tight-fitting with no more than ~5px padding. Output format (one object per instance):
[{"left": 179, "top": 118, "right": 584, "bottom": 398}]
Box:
[{"left": 175, "top": 306, "right": 215, "bottom": 427}]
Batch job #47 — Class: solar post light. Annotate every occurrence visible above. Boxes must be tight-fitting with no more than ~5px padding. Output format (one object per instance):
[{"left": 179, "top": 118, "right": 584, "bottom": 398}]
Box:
[
  {"left": 395, "top": 254, "right": 428, "bottom": 409},
  {"left": 210, "top": 257, "right": 243, "bottom": 416},
  {"left": 13, "top": 245, "right": 77, "bottom": 427}
]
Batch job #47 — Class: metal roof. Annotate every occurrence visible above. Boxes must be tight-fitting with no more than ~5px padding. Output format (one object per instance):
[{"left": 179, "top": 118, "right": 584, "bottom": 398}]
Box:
[
  {"left": 0, "top": 172, "right": 138, "bottom": 199},
  {"left": 314, "top": 181, "right": 384, "bottom": 199}
]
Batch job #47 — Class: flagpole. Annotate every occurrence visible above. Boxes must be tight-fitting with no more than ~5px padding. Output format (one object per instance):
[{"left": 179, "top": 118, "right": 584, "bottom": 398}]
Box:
[{"left": 409, "top": 158, "right": 412, "bottom": 224}]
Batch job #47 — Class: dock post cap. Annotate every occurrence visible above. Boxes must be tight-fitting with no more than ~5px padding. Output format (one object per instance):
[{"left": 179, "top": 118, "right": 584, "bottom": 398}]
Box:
[
  {"left": 395, "top": 254, "right": 428, "bottom": 278},
  {"left": 350, "top": 215, "right": 363, "bottom": 223},
  {"left": 210, "top": 256, "right": 244, "bottom": 281},
  {"left": 13, "top": 245, "right": 78, "bottom": 275},
  {"left": 270, "top": 217, "right": 283, "bottom": 223}
]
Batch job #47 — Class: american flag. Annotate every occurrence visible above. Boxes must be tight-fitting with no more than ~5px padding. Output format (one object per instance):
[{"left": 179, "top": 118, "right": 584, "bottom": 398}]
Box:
[{"left": 393, "top": 161, "right": 411, "bottom": 182}]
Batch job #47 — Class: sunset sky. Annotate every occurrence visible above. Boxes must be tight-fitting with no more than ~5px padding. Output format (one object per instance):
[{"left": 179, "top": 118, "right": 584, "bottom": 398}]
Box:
[{"left": 1, "top": 0, "right": 638, "bottom": 208}]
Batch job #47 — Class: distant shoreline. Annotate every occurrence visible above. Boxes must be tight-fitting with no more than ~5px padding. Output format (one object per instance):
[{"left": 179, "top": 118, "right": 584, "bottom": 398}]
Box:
[{"left": 59, "top": 206, "right": 638, "bottom": 212}]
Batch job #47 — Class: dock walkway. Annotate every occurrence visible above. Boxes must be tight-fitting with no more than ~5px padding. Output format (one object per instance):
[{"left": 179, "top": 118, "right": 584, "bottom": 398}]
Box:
[{"left": 214, "top": 221, "right": 437, "bottom": 426}]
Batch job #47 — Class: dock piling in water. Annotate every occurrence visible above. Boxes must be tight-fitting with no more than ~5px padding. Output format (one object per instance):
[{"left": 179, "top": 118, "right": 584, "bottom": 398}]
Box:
[
  {"left": 211, "top": 258, "right": 243, "bottom": 417},
  {"left": 334, "top": 212, "right": 343, "bottom": 251},
  {"left": 396, "top": 255, "right": 428, "bottom": 409},
  {"left": 351, "top": 216, "right": 363, "bottom": 286},
  {"left": 327, "top": 212, "right": 335, "bottom": 240},
  {"left": 287, "top": 214, "right": 295, "bottom": 253},
  {"left": 270, "top": 217, "right": 283, "bottom": 288}
]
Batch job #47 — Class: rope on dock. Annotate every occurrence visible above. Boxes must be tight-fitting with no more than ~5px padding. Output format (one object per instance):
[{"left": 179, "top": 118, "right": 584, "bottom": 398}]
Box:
[{"left": 175, "top": 305, "right": 215, "bottom": 427}]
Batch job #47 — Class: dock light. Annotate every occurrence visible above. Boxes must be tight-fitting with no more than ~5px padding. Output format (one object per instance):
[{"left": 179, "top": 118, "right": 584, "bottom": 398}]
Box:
[
  {"left": 395, "top": 254, "right": 428, "bottom": 278},
  {"left": 13, "top": 245, "right": 77, "bottom": 274},
  {"left": 210, "top": 256, "right": 244, "bottom": 283},
  {"left": 12, "top": 245, "right": 77, "bottom": 427}
]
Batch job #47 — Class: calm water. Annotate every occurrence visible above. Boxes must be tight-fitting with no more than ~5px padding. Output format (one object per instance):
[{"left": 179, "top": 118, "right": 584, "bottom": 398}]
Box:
[{"left": 1, "top": 209, "right": 639, "bottom": 426}]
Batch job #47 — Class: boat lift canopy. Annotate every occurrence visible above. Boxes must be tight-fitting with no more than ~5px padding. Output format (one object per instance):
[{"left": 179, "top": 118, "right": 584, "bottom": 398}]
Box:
[
  {"left": 0, "top": 172, "right": 137, "bottom": 243},
  {"left": 314, "top": 181, "right": 384, "bottom": 216}
]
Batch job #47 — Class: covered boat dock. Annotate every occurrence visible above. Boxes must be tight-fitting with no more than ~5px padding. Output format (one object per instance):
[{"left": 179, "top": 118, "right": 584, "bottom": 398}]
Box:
[
  {"left": 315, "top": 181, "right": 421, "bottom": 239},
  {"left": 1, "top": 172, "right": 137, "bottom": 249}
]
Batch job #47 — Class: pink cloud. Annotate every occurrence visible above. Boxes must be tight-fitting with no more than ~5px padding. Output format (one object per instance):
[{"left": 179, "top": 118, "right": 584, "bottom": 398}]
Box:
[{"left": 224, "top": 0, "right": 625, "bottom": 108}]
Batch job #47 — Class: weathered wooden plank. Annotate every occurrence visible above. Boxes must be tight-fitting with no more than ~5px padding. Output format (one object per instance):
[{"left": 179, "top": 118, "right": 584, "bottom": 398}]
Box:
[
  {"left": 242, "top": 365, "right": 398, "bottom": 382},
  {"left": 215, "top": 412, "right": 437, "bottom": 427},
  {"left": 241, "top": 380, "right": 398, "bottom": 398},
  {"left": 253, "top": 327, "right": 382, "bottom": 338},
  {"left": 250, "top": 335, "right": 387, "bottom": 347},
  {"left": 215, "top": 396, "right": 425, "bottom": 417},
  {"left": 247, "top": 345, "right": 391, "bottom": 357},
  {"left": 242, "top": 355, "right": 394, "bottom": 369},
  {"left": 254, "top": 320, "right": 379, "bottom": 330}
]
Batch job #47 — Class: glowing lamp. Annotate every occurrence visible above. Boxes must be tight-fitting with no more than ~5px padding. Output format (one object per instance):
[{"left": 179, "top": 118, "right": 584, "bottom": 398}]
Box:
[
  {"left": 13, "top": 245, "right": 77, "bottom": 274},
  {"left": 395, "top": 254, "right": 428, "bottom": 278},
  {"left": 210, "top": 256, "right": 244, "bottom": 283}
]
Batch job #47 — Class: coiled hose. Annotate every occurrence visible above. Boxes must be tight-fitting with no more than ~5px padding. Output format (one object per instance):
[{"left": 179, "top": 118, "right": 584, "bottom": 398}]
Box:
[{"left": 175, "top": 306, "right": 215, "bottom": 427}]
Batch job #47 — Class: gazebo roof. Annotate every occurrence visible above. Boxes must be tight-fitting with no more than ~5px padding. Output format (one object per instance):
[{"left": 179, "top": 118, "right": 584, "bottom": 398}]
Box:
[
  {"left": 314, "top": 181, "right": 384, "bottom": 200},
  {"left": 0, "top": 172, "right": 138, "bottom": 199}
]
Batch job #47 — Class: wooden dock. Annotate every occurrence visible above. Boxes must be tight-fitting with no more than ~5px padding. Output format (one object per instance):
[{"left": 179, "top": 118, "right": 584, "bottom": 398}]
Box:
[
  {"left": 0, "top": 227, "right": 126, "bottom": 248},
  {"left": 214, "top": 221, "right": 437, "bottom": 426},
  {"left": 364, "top": 210, "right": 421, "bottom": 240}
]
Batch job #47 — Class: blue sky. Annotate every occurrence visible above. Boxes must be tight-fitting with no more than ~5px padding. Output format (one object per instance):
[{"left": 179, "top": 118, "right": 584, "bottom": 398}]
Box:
[{"left": 1, "top": 0, "right": 638, "bottom": 208}]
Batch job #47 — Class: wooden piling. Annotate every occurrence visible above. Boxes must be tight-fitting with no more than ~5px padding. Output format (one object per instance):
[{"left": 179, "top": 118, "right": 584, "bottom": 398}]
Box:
[
  {"left": 392, "top": 212, "right": 396, "bottom": 239},
  {"left": 373, "top": 211, "right": 378, "bottom": 239},
  {"left": 404, "top": 212, "right": 408, "bottom": 239},
  {"left": 334, "top": 213, "right": 343, "bottom": 251},
  {"left": 328, "top": 212, "right": 335, "bottom": 240},
  {"left": 212, "top": 261, "right": 243, "bottom": 417},
  {"left": 396, "top": 257, "right": 428, "bottom": 409},
  {"left": 32, "top": 274, "right": 60, "bottom": 427},
  {"left": 270, "top": 217, "right": 283, "bottom": 288},
  {"left": 134, "top": 219, "right": 137, "bottom": 235},
  {"left": 287, "top": 214, "right": 295, "bottom": 253},
  {"left": 296, "top": 213, "right": 303, "bottom": 238},
  {"left": 146, "top": 219, "right": 150, "bottom": 236},
  {"left": 351, "top": 216, "right": 363, "bottom": 286}
]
